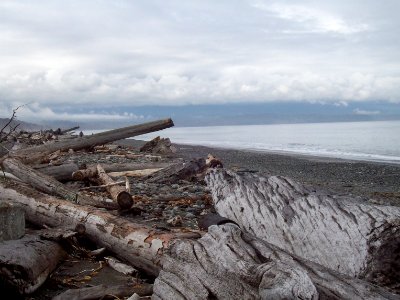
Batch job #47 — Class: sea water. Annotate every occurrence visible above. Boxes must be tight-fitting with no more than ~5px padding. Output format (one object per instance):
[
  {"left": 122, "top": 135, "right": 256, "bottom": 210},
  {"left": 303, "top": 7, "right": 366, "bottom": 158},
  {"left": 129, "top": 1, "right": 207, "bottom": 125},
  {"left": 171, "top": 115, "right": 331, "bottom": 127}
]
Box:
[{"left": 86, "top": 120, "right": 400, "bottom": 164}]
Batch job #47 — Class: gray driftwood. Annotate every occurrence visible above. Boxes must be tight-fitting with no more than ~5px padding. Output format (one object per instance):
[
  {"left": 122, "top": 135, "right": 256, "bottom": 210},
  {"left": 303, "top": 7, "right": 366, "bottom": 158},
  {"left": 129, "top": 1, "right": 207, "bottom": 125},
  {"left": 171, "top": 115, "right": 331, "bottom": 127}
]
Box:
[
  {"left": 205, "top": 169, "right": 400, "bottom": 290},
  {"left": 0, "top": 182, "right": 200, "bottom": 276},
  {"left": 34, "top": 162, "right": 79, "bottom": 181},
  {"left": 53, "top": 283, "right": 153, "bottom": 300},
  {"left": 2, "top": 158, "right": 119, "bottom": 210},
  {"left": 7, "top": 118, "right": 174, "bottom": 164},
  {"left": 153, "top": 223, "right": 398, "bottom": 300},
  {"left": 0, "top": 233, "right": 66, "bottom": 294}
]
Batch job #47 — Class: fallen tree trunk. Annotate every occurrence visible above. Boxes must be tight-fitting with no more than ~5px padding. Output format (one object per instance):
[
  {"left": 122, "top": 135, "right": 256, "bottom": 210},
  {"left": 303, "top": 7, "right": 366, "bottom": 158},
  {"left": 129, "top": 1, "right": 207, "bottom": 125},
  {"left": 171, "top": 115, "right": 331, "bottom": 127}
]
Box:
[
  {"left": 0, "top": 233, "right": 66, "bottom": 294},
  {"left": 108, "top": 168, "right": 162, "bottom": 178},
  {"left": 205, "top": 169, "right": 400, "bottom": 290},
  {"left": 2, "top": 158, "right": 118, "bottom": 210},
  {"left": 0, "top": 182, "right": 200, "bottom": 276},
  {"left": 72, "top": 162, "right": 171, "bottom": 181},
  {"left": 7, "top": 118, "right": 174, "bottom": 164},
  {"left": 146, "top": 158, "right": 207, "bottom": 183},
  {"left": 34, "top": 162, "right": 79, "bottom": 181},
  {"left": 96, "top": 164, "right": 133, "bottom": 209},
  {"left": 153, "top": 223, "right": 399, "bottom": 300}
]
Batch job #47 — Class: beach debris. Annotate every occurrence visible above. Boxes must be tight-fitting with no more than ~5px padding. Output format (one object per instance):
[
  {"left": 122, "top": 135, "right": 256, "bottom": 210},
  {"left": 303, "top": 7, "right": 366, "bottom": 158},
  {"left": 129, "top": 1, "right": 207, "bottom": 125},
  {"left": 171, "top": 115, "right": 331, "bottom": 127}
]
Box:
[
  {"left": 105, "top": 256, "right": 138, "bottom": 275},
  {"left": 167, "top": 215, "right": 183, "bottom": 227},
  {"left": 140, "top": 135, "right": 177, "bottom": 155}
]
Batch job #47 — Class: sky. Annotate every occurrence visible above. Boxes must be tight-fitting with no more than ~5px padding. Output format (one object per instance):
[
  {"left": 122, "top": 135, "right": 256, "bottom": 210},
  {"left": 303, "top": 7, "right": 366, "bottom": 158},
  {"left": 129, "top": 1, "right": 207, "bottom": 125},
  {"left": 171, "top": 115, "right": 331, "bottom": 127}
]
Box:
[{"left": 0, "top": 0, "right": 399, "bottom": 126}]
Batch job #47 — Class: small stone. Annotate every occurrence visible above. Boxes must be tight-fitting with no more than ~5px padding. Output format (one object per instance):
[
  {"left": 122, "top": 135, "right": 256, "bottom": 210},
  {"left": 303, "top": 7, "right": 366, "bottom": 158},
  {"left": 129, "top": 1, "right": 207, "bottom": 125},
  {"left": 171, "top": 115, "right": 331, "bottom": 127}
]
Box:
[
  {"left": 185, "top": 212, "right": 195, "bottom": 219},
  {"left": 167, "top": 215, "right": 183, "bottom": 227}
]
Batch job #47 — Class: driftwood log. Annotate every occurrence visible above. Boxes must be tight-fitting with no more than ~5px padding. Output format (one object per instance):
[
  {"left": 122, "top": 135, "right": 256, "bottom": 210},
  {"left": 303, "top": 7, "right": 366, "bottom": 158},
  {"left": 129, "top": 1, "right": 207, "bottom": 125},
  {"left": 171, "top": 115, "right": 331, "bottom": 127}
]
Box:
[
  {"left": 53, "top": 283, "right": 153, "bottom": 300},
  {"left": 96, "top": 164, "right": 133, "bottom": 209},
  {"left": 72, "top": 162, "right": 170, "bottom": 181},
  {"left": 2, "top": 158, "right": 118, "bottom": 210},
  {"left": 34, "top": 162, "right": 79, "bottom": 181},
  {"left": 0, "top": 233, "right": 66, "bottom": 294},
  {"left": 146, "top": 158, "right": 207, "bottom": 183},
  {"left": 205, "top": 169, "right": 400, "bottom": 290},
  {"left": 153, "top": 223, "right": 399, "bottom": 300},
  {"left": 0, "top": 182, "right": 200, "bottom": 276},
  {"left": 6, "top": 118, "right": 174, "bottom": 164}
]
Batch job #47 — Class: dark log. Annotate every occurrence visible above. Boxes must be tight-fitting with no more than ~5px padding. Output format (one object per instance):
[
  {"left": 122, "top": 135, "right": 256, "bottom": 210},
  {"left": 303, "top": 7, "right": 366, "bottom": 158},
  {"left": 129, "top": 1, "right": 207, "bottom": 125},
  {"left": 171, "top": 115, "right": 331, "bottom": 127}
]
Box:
[
  {"left": 0, "top": 182, "right": 200, "bottom": 276},
  {"left": 60, "top": 126, "right": 80, "bottom": 135},
  {"left": 205, "top": 169, "right": 400, "bottom": 290},
  {"left": 2, "top": 158, "right": 118, "bottom": 210},
  {"left": 72, "top": 162, "right": 171, "bottom": 181},
  {"left": 153, "top": 223, "right": 399, "bottom": 300},
  {"left": 7, "top": 118, "right": 174, "bottom": 164},
  {"left": 146, "top": 158, "right": 207, "bottom": 183},
  {"left": 53, "top": 283, "right": 153, "bottom": 300},
  {"left": 140, "top": 136, "right": 176, "bottom": 155},
  {"left": 96, "top": 164, "right": 133, "bottom": 209},
  {"left": 0, "top": 233, "right": 66, "bottom": 294},
  {"left": 34, "top": 163, "right": 79, "bottom": 181}
]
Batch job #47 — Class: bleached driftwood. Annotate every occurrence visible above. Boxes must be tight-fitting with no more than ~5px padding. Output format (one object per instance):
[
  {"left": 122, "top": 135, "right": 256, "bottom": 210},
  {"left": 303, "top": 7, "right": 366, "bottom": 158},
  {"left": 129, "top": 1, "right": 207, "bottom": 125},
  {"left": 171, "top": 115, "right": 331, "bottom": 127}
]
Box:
[
  {"left": 153, "top": 224, "right": 398, "bottom": 300},
  {"left": 0, "top": 182, "right": 200, "bottom": 276},
  {"left": 108, "top": 168, "right": 162, "bottom": 178},
  {"left": 205, "top": 169, "right": 400, "bottom": 289}
]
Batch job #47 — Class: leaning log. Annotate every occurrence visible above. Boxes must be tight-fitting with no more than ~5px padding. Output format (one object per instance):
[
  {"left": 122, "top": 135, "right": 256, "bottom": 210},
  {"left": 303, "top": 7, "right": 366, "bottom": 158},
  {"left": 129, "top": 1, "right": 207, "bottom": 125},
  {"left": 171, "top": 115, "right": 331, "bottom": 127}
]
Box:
[
  {"left": 153, "top": 223, "right": 399, "bottom": 300},
  {"left": 0, "top": 182, "right": 200, "bottom": 276},
  {"left": 72, "top": 162, "right": 171, "bottom": 181},
  {"left": 2, "top": 158, "right": 118, "bottom": 209},
  {"left": 96, "top": 164, "right": 133, "bottom": 209},
  {"left": 7, "top": 118, "right": 174, "bottom": 164},
  {"left": 205, "top": 169, "right": 400, "bottom": 290},
  {"left": 0, "top": 233, "right": 66, "bottom": 294}
]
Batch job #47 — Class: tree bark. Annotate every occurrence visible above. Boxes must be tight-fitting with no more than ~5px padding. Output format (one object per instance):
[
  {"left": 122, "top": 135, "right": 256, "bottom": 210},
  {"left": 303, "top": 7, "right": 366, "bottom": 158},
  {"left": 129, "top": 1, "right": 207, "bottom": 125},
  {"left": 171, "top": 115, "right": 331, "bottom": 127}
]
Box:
[
  {"left": 7, "top": 118, "right": 174, "bottom": 164},
  {"left": 0, "top": 233, "right": 66, "bottom": 294},
  {"left": 34, "top": 162, "right": 79, "bottom": 181},
  {"left": 0, "top": 182, "right": 200, "bottom": 276},
  {"left": 153, "top": 224, "right": 399, "bottom": 300},
  {"left": 205, "top": 169, "right": 400, "bottom": 290},
  {"left": 96, "top": 164, "right": 133, "bottom": 209},
  {"left": 72, "top": 162, "right": 171, "bottom": 181},
  {"left": 2, "top": 158, "right": 118, "bottom": 210}
]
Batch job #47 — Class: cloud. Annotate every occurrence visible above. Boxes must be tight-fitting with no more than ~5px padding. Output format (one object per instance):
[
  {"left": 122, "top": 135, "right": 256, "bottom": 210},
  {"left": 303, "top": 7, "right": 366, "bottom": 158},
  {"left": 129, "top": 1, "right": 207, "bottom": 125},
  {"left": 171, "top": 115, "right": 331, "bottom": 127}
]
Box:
[
  {"left": 353, "top": 108, "right": 381, "bottom": 115},
  {"left": 0, "top": 0, "right": 399, "bottom": 122}
]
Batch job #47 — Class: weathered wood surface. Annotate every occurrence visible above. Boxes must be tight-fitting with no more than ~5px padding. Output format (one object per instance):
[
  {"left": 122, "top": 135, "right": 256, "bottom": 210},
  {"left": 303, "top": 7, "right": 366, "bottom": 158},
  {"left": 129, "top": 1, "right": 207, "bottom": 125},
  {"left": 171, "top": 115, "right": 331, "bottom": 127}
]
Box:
[
  {"left": 153, "top": 223, "right": 398, "bottom": 300},
  {"left": 0, "top": 233, "right": 66, "bottom": 294},
  {"left": 205, "top": 169, "right": 400, "bottom": 289},
  {"left": 97, "top": 164, "right": 133, "bottom": 209},
  {"left": 72, "top": 162, "right": 171, "bottom": 181},
  {"left": 7, "top": 118, "right": 174, "bottom": 164},
  {"left": 146, "top": 158, "right": 207, "bottom": 183},
  {"left": 53, "top": 283, "right": 153, "bottom": 300},
  {"left": 108, "top": 168, "right": 162, "bottom": 178},
  {"left": 140, "top": 136, "right": 176, "bottom": 155},
  {"left": 0, "top": 182, "right": 200, "bottom": 276},
  {"left": 2, "top": 158, "right": 118, "bottom": 210},
  {"left": 34, "top": 162, "right": 79, "bottom": 181}
]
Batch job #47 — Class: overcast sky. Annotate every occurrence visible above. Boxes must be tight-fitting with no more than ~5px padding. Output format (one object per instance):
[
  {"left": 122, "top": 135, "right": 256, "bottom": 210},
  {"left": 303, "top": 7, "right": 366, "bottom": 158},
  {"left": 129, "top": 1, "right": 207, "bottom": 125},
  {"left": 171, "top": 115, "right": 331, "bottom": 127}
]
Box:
[{"left": 1, "top": 0, "right": 399, "bottom": 122}]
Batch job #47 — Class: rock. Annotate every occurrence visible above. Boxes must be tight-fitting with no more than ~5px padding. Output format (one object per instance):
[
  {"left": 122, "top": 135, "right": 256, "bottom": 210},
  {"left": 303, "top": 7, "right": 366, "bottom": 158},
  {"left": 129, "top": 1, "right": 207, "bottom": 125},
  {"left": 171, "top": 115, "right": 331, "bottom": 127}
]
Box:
[
  {"left": 0, "top": 202, "right": 25, "bottom": 241},
  {"left": 166, "top": 216, "right": 183, "bottom": 227},
  {"left": 185, "top": 212, "right": 195, "bottom": 219}
]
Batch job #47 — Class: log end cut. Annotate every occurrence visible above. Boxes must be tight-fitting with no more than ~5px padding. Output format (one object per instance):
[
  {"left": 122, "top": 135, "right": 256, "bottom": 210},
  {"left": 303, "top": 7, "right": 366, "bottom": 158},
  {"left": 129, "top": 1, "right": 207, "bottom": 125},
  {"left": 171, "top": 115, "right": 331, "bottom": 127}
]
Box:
[{"left": 116, "top": 191, "right": 134, "bottom": 210}]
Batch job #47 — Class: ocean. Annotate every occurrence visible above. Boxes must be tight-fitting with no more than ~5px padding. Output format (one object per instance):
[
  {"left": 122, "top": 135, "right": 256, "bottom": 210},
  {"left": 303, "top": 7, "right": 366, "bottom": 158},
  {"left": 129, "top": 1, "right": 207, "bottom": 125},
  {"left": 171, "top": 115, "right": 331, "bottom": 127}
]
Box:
[{"left": 86, "top": 120, "right": 400, "bottom": 164}]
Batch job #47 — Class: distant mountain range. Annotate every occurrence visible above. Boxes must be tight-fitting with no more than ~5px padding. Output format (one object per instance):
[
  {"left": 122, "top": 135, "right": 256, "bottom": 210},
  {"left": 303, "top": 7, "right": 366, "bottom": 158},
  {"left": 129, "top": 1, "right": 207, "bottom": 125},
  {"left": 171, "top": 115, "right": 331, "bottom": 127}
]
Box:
[{"left": 0, "top": 118, "right": 47, "bottom": 132}]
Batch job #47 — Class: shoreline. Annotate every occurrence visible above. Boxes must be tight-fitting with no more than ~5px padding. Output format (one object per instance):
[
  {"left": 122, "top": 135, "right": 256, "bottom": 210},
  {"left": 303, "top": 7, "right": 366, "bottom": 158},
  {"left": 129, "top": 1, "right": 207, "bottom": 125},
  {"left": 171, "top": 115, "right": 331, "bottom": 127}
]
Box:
[{"left": 117, "top": 139, "right": 400, "bottom": 206}]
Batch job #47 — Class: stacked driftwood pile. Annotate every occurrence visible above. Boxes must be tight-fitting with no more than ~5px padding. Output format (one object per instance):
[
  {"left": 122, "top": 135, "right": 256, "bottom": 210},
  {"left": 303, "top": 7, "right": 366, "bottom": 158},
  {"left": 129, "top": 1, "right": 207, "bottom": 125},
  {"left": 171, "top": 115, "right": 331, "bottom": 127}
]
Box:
[{"left": 0, "top": 118, "right": 399, "bottom": 299}]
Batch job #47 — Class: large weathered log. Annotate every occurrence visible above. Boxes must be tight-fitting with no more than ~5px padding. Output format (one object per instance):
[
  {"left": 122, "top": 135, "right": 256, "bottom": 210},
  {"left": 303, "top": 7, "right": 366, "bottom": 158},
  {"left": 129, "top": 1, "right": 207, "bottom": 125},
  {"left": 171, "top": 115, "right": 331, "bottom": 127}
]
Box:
[
  {"left": 72, "top": 162, "right": 170, "bottom": 181},
  {"left": 0, "top": 233, "right": 66, "bottom": 294},
  {"left": 153, "top": 224, "right": 399, "bottom": 300},
  {"left": 7, "top": 118, "right": 174, "bottom": 164},
  {"left": 146, "top": 158, "right": 207, "bottom": 183},
  {"left": 34, "top": 162, "right": 79, "bottom": 181},
  {"left": 0, "top": 182, "right": 200, "bottom": 276},
  {"left": 2, "top": 158, "right": 118, "bottom": 210},
  {"left": 96, "top": 164, "right": 133, "bottom": 209},
  {"left": 205, "top": 169, "right": 400, "bottom": 290}
]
